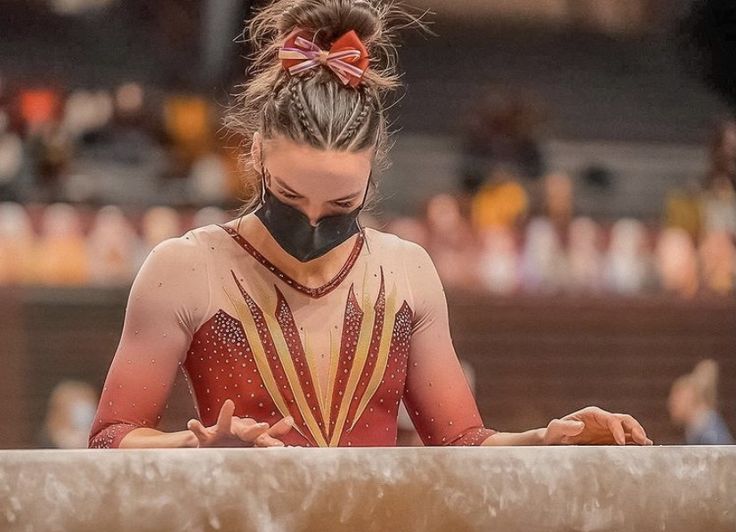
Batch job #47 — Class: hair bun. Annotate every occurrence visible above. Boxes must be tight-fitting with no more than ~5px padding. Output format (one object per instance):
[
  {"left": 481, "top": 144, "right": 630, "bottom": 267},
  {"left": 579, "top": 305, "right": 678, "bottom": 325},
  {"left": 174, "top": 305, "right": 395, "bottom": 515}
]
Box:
[
  {"left": 247, "top": 0, "right": 424, "bottom": 94},
  {"left": 280, "top": 0, "right": 381, "bottom": 48}
]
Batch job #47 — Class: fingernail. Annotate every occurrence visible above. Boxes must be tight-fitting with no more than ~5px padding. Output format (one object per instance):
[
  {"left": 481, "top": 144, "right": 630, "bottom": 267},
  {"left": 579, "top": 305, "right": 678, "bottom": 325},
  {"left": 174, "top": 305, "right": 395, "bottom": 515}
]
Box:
[{"left": 285, "top": 416, "right": 294, "bottom": 426}]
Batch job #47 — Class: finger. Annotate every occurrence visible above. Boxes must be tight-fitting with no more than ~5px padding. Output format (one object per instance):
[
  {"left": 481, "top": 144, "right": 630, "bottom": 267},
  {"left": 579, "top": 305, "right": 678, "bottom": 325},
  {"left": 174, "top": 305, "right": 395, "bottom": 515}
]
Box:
[
  {"left": 616, "top": 414, "right": 649, "bottom": 446},
  {"left": 215, "top": 399, "right": 235, "bottom": 434},
  {"left": 237, "top": 417, "right": 258, "bottom": 427},
  {"left": 187, "top": 419, "right": 210, "bottom": 442},
  {"left": 230, "top": 416, "right": 257, "bottom": 434},
  {"left": 235, "top": 422, "right": 271, "bottom": 443},
  {"left": 267, "top": 416, "right": 294, "bottom": 438},
  {"left": 606, "top": 416, "right": 626, "bottom": 445},
  {"left": 254, "top": 433, "right": 286, "bottom": 447}
]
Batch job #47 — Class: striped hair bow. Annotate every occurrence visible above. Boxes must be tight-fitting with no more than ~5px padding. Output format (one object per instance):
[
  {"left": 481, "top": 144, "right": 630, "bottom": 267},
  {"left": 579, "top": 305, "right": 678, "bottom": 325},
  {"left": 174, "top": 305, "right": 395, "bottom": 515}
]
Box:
[{"left": 278, "top": 29, "right": 370, "bottom": 88}]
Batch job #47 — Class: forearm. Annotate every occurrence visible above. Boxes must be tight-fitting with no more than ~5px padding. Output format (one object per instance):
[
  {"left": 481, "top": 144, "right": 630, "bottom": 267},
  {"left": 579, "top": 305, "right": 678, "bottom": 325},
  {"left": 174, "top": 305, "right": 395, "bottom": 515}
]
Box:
[
  {"left": 482, "top": 428, "right": 545, "bottom": 446},
  {"left": 119, "top": 427, "right": 199, "bottom": 449}
]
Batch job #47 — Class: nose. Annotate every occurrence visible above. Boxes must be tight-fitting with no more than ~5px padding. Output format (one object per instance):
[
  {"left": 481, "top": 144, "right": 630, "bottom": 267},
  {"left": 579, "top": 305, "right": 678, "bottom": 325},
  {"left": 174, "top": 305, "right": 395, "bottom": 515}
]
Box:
[{"left": 301, "top": 205, "right": 324, "bottom": 227}]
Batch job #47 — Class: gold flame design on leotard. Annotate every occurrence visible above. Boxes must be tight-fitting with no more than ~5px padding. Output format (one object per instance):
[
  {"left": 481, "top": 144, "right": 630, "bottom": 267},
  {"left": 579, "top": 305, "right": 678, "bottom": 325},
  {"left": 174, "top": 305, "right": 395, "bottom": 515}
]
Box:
[{"left": 223, "top": 267, "right": 400, "bottom": 447}]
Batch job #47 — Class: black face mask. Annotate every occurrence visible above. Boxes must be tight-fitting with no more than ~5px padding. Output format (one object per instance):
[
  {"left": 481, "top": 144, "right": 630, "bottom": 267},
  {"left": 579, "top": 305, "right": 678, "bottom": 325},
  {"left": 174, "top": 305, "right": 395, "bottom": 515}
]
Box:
[{"left": 254, "top": 163, "right": 370, "bottom": 262}]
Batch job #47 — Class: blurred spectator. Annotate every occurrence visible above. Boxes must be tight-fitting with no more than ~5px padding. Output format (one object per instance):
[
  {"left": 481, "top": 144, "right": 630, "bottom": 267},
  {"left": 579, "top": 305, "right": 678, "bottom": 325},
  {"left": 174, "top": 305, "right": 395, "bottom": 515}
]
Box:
[
  {"left": 31, "top": 122, "right": 72, "bottom": 202},
  {"left": 459, "top": 88, "right": 546, "bottom": 193},
  {"left": 0, "top": 109, "right": 23, "bottom": 201},
  {"left": 188, "top": 150, "right": 231, "bottom": 205},
  {"left": 701, "top": 120, "right": 736, "bottom": 237},
  {"left": 520, "top": 217, "right": 567, "bottom": 293},
  {"left": 138, "top": 206, "right": 182, "bottom": 267},
  {"left": 655, "top": 227, "right": 699, "bottom": 298},
  {"left": 470, "top": 168, "right": 528, "bottom": 231},
  {"left": 35, "top": 203, "right": 90, "bottom": 285},
  {"left": 424, "top": 193, "right": 478, "bottom": 289},
  {"left": 663, "top": 180, "right": 702, "bottom": 242},
  {"left": 37, "top": 380, "right": 99, "bottom": 449},
  {"left": 543, "top": 172, "right": 574, "bottom": 235},
  {"left": 604, "top": 219, "right": 652, "bottom": 295},
  {"left": 385, "top": 216, "right": 429, "bottom": 248},
  {"left": 0, "top": 202, "right": 36, "bottom": 285},
  {"left": 668, "top": 359, "right": 734, "bottom": 445},
  {"left": 87, "top": 205, "right": 141, "bottom": 286},
  {"left": 20, "top": 88, "right": 61, "bottom": 134},
  {"left": 62, "top": 90, "right": 114, "bottom": 141},
  {"left": 476, "top": 227, "right": 520, "bottom": 295},
  {"left": 567, "top": 217, "right": 604, "bottom": 294},
  {"left": 192, "top": 206, "right": 229, "bottom": 229},
  {"left": 698, "top": 231, "right": 736, "bottom": 295},
  {"left": 73, "top": 82, "right": 169, "bottom": 197},
  {"left": 164, "top": 94, "right": 215, "bottom": 175}
]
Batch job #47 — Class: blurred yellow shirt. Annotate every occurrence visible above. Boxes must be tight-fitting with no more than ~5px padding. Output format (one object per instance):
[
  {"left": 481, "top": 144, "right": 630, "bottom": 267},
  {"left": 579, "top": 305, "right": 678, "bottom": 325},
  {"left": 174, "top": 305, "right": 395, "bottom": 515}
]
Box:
[
  {"left": 664, "top": 189, "right": 702, "bottom": 241},
  {"left": 471, "top": 180, "right": 529, "bottom": 230}
]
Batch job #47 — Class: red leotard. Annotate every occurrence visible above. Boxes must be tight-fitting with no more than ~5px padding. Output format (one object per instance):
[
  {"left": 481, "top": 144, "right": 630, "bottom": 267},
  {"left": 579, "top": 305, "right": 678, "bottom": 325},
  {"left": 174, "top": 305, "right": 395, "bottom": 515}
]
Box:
[{"left": 89, "top": 217, "right": 495, "bottom": 448}]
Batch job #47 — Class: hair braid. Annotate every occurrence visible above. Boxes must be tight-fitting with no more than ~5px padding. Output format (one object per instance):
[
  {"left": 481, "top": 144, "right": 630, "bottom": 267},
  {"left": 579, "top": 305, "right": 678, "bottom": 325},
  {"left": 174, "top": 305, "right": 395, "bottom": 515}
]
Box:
[
  {"left": 288, "top": 80, "right": 326, "bottom": 145},
  {"left": 341, "top": 89, "right": 375, "bottom": 147}
]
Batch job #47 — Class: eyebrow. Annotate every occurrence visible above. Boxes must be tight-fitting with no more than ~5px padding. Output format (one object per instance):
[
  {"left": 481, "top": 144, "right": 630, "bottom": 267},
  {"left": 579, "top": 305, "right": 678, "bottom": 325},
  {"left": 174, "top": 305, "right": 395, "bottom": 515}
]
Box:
[{"left": 272, "top": 175, "right": 362, "bottom": 202}]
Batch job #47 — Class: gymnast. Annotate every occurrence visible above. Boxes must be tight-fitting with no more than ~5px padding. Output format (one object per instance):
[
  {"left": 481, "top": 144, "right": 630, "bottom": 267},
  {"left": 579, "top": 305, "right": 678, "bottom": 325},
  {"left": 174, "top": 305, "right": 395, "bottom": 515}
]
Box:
[{"left": 89, "top": 0, "right": 651, "bottom": 449}]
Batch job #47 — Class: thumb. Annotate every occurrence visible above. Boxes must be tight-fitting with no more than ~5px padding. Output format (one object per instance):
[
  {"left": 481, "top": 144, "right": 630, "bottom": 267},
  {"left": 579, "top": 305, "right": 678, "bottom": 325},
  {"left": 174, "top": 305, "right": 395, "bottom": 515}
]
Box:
[
  {"left": 547, "top": 419, "right": 585, "bottom": 443},
  {"left": 559, "top": 420, "right": 586, "bottom": 436}
]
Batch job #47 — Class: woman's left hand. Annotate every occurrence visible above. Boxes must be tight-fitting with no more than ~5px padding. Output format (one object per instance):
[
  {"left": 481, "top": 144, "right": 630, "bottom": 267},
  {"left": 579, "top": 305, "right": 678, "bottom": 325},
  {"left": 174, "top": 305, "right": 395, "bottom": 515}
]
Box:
[{"left": 542, "top": 406, "right": 653, "bottom": 446}]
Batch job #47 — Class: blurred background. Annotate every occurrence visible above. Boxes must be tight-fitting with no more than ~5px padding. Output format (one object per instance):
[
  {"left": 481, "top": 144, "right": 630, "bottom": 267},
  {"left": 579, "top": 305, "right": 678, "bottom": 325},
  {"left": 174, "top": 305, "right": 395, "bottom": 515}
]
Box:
[{"left": 1, "top": 0, "right": 734, "bottom": 449}]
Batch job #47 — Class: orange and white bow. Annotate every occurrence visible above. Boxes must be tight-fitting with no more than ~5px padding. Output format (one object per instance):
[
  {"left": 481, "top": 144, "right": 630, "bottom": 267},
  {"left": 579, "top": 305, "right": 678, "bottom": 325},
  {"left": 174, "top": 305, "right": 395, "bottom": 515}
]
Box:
[{"left": 278, "top": 29, "right": 370, "bottom": 88}]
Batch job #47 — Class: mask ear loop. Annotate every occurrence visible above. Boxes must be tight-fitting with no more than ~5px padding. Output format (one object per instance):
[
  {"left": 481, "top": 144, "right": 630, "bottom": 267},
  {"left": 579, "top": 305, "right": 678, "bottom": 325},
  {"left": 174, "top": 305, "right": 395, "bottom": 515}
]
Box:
[
  {"left": 259, "top": 159, "right": 267, "bottom": 205},
  {"left": 237, "top": 156, "right": 268, "bottom": 236},
  {"left": 358, "top": 170, "right": 373, "bottom": 254}
]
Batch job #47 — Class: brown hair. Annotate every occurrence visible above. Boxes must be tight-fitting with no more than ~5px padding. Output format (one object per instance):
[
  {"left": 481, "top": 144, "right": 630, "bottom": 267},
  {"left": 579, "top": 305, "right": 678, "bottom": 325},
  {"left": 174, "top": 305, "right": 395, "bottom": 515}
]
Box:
[
  {"left": 673, "top": 358, "right": 721, "bottom": 410},
  {"left": 690, "top": 359, "right": 720, "bottom": 409},
  {"left": 226, "top": 0, "right": 422, "bottom": 216}
]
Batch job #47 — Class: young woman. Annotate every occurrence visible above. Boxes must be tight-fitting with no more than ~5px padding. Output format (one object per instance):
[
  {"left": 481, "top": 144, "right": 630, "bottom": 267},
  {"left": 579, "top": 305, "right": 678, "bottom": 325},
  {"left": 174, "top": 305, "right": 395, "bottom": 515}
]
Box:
[{"left": 89, "top": 0, "right": 651, "bottom": 449}]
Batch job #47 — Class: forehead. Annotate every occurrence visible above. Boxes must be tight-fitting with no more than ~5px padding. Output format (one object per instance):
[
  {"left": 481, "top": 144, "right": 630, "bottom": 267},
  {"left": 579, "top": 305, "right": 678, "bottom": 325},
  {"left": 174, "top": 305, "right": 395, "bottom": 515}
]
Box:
[{"left": 263, "top": 135, "right": 372, "bottom": 196}]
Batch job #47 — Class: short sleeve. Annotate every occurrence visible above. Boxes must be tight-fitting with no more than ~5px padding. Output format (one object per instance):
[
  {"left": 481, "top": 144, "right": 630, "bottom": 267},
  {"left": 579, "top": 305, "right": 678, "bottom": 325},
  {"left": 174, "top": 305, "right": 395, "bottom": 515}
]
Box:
[
  {"left": 88, "top": 231, "right": 210, "bottom": 448},
  {"left": 401, "top": 241, "right": 496, "bottom": 446}
]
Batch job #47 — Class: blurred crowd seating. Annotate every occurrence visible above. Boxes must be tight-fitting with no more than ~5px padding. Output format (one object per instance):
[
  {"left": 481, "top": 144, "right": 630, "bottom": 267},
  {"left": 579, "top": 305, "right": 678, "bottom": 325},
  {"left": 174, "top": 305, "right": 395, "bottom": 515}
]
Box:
[
  {"left": 0, "top": 82, "right": 241, "bottom": 207},
  {"left": 0, "top": 201, "right": 227, "bottom": 287},
  {"left": 387, "top": 205, "right": 735, "bottom": 299},
  {"left": 1, "top": 199, "right": 733, "bottom": 299},
  {"left": 0, "top": 78, "right": 734, "bottom": 297}
]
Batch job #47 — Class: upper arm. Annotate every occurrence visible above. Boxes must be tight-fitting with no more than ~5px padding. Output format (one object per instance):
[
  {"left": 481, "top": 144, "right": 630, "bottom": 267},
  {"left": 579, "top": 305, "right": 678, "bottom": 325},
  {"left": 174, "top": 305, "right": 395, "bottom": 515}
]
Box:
[
  {"left": 88, "top": 233, "right": 209, "bottom": 448},
  {"left": 401, "top": 242, "right": 495, "bottom": 446}
]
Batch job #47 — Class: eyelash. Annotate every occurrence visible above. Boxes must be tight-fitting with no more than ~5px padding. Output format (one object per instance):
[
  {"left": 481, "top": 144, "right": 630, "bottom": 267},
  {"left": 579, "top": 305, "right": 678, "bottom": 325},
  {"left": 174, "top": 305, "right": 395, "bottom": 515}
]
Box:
[{"left": 280, "top": 191, "right": 353, "bottom": 209}]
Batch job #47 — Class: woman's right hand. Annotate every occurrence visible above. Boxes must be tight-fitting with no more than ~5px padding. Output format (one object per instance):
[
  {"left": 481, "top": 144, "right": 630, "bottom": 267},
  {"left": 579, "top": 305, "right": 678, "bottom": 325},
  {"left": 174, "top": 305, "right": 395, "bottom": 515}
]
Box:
[{"left": 186, "top": 399, "right": 294, "bottom": 448}]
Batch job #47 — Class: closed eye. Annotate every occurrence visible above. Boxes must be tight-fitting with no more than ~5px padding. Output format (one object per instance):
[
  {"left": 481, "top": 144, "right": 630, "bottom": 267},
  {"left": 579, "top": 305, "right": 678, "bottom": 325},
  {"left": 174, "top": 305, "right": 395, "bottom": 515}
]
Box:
[{"left": 280, "top": 190, "right": 302, "bottom": 200}]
